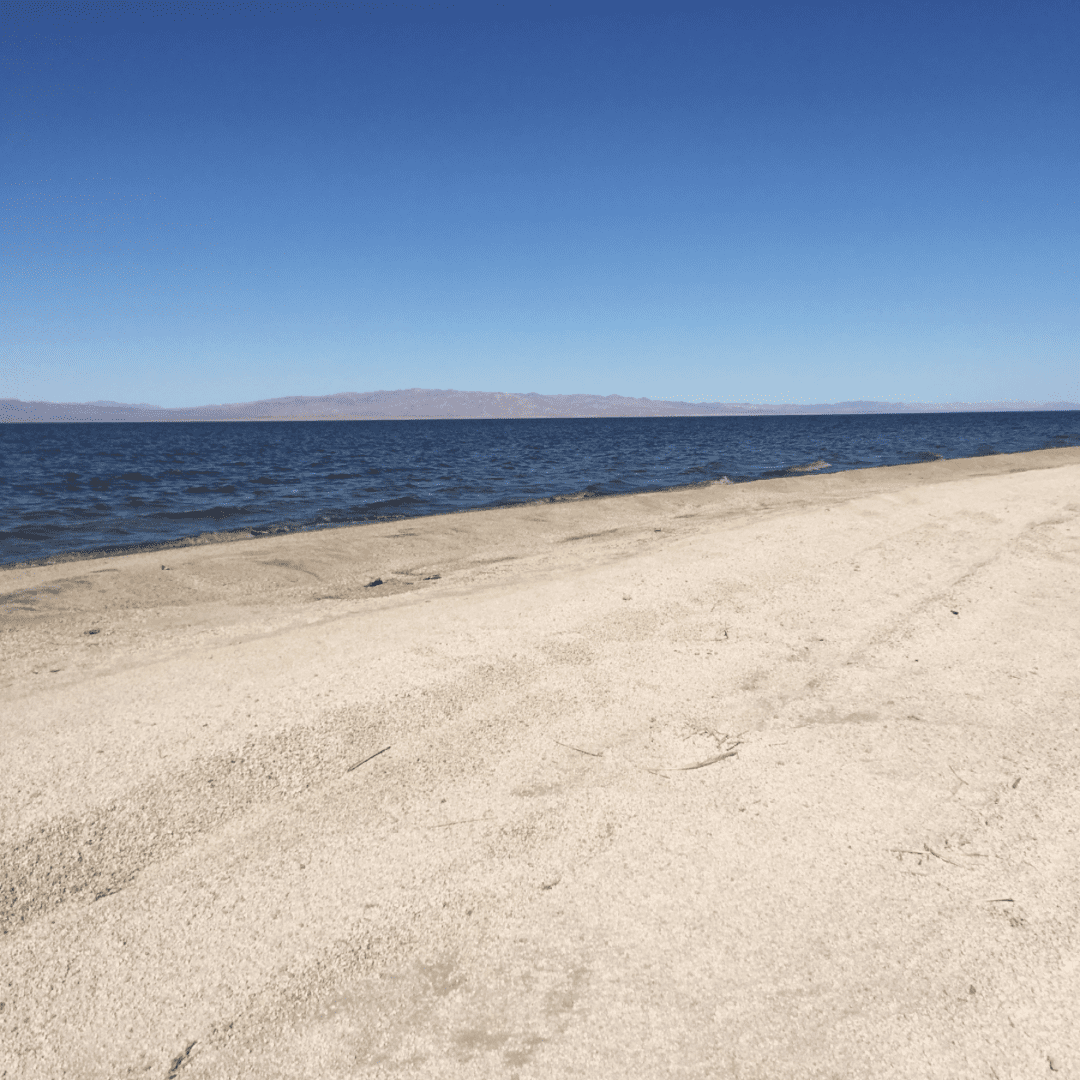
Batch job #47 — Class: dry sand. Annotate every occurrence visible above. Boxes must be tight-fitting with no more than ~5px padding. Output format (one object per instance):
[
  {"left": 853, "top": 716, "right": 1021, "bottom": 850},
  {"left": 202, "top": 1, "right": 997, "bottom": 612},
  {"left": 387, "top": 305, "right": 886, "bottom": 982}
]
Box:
[{"left": 2, "top": 448, "right": 1079, "bottom": 1079}]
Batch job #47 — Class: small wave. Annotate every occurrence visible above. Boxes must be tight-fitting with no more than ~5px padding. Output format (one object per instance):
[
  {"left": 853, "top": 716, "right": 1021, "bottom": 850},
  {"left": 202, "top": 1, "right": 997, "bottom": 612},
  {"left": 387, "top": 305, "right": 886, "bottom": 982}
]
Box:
[
  {"left": 156, "top": 505, "right": 248, "bottom": 521},
  {"left": 781, "top": 460, "right": 831, "bottom": 474},
  {"left": 354, "top": 495, "right": 424, "bottom": 512},
  {"left": 0, "top": 525, "right": 58, "bottom": 542},
  {"left": 544, "top": 490, "right": 598, "bottom": 503},
  {"left": 682, "top": 459, "right": 729, "bottom": 477}
]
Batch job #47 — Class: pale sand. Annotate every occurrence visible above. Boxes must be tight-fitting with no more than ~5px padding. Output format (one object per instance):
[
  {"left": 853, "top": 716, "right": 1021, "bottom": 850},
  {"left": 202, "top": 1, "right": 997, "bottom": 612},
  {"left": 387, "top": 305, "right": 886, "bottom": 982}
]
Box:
[{"left": 2, "top": 448, "right": 1079, "bottom": 1079}]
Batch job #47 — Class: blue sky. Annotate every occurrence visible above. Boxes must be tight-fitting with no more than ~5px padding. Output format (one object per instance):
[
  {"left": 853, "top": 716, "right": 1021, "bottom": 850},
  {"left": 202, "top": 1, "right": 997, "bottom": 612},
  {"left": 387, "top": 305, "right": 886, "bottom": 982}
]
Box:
[{"left": 3, "top": 0, "right": 1078, "bottom": 407}]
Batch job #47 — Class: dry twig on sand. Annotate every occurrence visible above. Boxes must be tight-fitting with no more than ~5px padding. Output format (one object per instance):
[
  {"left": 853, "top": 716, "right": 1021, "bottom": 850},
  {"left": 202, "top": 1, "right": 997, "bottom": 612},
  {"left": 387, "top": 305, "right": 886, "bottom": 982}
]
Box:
[
  {"left": 647, "top": 732, "right": 743, "bottom": 774},
  {"left": 923, "top": 843, "right": 975, "bottom": 869},
  {"left": 671, "top": 749, "right": 740, "bottom": 770},
  {"left": 346, "top": 745, "right": 391, "bottom": 772},
  {"left": 552, "top": 739, "right": 603, "bottom": 757}
]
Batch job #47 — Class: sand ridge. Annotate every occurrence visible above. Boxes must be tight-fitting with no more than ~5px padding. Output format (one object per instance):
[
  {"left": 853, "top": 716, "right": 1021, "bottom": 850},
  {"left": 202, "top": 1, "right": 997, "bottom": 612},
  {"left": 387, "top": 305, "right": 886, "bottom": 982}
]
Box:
[{"left": 2, "top": 448, "right": 1079, "bottom": 1078}]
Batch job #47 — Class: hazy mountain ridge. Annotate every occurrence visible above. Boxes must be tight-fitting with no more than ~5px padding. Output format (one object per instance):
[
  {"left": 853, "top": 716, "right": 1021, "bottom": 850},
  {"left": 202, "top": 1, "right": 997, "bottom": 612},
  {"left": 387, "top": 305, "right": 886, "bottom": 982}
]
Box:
[{"left": 2, "top": 389, "right": 1077, "bottom": 422}]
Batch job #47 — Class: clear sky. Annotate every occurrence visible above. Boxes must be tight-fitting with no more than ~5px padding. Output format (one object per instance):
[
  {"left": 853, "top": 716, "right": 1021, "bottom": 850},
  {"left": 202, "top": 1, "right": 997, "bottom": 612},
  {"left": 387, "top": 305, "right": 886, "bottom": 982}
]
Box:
[{"left": 4, "top": 0, "right": 1078, "bottom": 407}]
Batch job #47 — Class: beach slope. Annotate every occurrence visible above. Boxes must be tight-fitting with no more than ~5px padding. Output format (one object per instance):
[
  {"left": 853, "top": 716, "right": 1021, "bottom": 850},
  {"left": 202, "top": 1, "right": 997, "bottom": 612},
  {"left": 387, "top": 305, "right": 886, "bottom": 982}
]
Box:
[{"left": 2, "top": 448, "right": 1079, "bottom": 1079}]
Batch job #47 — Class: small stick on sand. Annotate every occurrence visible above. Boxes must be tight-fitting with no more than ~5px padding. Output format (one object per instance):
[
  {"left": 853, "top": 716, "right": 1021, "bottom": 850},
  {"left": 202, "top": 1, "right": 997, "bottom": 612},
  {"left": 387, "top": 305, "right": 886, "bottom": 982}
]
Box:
[
  {"left": 649, "top": 743, "right": 742, "bottom": 774},
  {"left": 553, "top": 739, "right": 603, "bottom": 757},
  {"left": 428, "top": 818, "right": 487, "bottom": 828},
  {"left": 346, "top": 745, "right": 391, "bottom": 772},
  {"left": 671, "top": 749, "right": 740, "bottom": 770},
  {"left": 923, "top": 843, "right": 974, "bottom": 869}
]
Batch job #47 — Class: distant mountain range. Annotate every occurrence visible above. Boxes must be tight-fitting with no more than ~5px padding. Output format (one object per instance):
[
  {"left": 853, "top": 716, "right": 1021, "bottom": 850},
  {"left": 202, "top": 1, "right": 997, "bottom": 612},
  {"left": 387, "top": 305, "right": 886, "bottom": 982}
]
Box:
[{"left": 2, "top": 389, "right": 1077, "bottom": 422}]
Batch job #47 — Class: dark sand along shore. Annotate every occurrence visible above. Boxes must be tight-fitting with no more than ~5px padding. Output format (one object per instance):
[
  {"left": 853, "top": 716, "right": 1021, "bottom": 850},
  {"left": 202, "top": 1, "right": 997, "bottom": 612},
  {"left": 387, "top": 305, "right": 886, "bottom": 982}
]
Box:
[{"left": 2, "top": 448, "right": 1079, "bottom": 1079}]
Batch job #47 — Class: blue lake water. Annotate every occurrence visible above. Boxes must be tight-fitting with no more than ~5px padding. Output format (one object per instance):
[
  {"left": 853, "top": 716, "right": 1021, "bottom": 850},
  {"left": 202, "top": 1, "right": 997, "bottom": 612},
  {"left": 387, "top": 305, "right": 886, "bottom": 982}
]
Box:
[{"left": 1, "top": 412, "right": 1078, "bottom": 566}]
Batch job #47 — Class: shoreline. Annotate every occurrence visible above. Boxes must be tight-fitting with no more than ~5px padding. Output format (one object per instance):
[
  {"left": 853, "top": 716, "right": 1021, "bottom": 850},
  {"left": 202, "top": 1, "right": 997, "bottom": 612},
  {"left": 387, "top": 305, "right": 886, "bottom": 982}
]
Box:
[
  {"left": 3, "top": 447, "right": 1079, "bottom": 1078},
  {"left": 3, "top": 439, "right": 1075, "bottom": 572}
]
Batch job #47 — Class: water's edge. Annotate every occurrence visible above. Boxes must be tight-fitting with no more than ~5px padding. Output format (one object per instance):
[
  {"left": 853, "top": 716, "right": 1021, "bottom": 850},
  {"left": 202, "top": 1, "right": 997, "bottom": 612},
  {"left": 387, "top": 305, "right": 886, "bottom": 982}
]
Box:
[
  {"left": 1, "top": 443, "right": 1069, "bottom": 573},
  {"left": 3, "top": 413, "right": 1078, "bottom": 569}
]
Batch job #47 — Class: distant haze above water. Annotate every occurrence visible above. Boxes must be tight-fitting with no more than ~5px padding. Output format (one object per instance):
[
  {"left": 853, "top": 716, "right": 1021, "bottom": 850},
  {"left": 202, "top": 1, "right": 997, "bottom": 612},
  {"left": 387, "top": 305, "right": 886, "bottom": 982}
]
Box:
[{"left": 3, "top": 389, "right": 1079, "bottom": 424}]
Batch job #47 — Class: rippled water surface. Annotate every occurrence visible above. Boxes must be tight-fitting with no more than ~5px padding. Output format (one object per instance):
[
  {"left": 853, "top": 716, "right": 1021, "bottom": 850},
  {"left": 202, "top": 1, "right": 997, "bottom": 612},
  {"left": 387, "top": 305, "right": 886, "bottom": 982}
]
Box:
[{"left": 2, "top": 412, "right": 1078, "bottom": 565}]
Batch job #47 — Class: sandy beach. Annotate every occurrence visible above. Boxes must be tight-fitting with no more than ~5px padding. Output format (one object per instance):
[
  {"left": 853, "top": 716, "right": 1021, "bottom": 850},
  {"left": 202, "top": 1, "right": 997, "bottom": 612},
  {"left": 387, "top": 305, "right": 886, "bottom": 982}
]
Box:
[{"left": 2, "top": 447, "right": 1079, "bottom": 1079}]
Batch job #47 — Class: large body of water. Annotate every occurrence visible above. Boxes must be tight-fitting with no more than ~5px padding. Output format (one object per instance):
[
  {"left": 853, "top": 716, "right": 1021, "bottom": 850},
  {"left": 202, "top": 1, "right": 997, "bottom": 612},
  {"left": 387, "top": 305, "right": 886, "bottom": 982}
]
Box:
[{"left": 1, "top": 412, "right": 1078, "bottom": 566}]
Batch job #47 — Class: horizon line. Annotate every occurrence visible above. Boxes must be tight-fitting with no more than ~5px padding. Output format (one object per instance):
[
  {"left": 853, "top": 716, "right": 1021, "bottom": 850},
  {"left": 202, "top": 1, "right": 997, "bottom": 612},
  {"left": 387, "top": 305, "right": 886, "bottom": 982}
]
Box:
[{"left": 3, "top": 388, "right": 1079, "bottom": 423}]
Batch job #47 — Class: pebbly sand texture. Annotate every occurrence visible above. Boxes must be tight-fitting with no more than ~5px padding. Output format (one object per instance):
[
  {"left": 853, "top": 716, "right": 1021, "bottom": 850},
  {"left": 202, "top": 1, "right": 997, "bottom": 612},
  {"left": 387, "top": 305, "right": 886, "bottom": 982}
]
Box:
[{"left": 2, "top": 447, "right": 1079, "bottom": 1079}]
